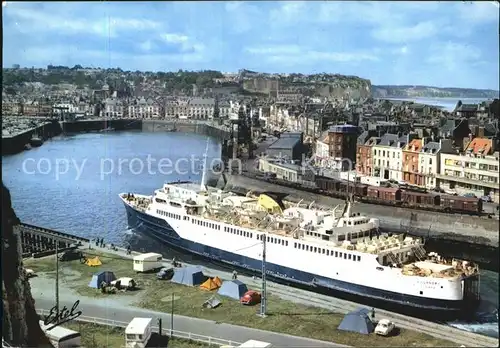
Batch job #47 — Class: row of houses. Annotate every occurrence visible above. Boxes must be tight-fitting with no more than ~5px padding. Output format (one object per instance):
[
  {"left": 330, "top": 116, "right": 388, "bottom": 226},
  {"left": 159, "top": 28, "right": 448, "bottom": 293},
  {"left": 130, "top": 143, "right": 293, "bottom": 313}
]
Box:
[
  {"left": 92, "top": 97, "right": 246, "bottom": 119},
  {"left": 355, "top": 133, "right": 499, "bottom": 202},
  {"left": 2, "top": 97, "right": 247, "bottom": 120},
  {"left": 258, "top": 125, "right": 499, "bottom": 203}
]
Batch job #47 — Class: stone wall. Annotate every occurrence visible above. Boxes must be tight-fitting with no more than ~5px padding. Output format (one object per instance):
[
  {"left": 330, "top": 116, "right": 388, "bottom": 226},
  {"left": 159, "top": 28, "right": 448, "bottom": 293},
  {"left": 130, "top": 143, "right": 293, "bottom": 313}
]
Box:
[
  {"left": 2, "top": 121, "right": 62, "bottom": 155},
  {"left": 142, "top": 120, "right": 232, "bottom": 140}
]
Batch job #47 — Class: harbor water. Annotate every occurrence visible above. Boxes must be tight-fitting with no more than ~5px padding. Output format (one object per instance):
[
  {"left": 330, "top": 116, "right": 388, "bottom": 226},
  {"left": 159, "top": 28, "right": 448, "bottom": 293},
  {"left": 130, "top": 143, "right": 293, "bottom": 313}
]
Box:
[
  {"left": 2, "top": 131, "right": 498, "bottom": 338},
  {"left": 383, "top": 97, "right": 490, "bottom": 112}
]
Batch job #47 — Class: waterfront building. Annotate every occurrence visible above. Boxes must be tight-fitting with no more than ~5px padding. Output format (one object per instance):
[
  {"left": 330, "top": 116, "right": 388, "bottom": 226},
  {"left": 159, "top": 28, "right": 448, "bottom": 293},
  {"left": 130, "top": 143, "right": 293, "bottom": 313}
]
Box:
[
  {"left": 402, "top": 139, "right": 423, "bottom": 186},
  {"left": 437, "top": 138, "right": 499, "bottom": 202},
  {"left": 371, "top": 133, "right": 416, "bottom": 182}
]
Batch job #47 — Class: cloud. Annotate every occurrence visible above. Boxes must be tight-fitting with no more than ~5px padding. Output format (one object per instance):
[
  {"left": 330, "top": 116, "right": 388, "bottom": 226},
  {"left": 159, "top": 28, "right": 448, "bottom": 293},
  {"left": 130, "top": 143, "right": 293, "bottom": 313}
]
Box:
[
  {"left": 372, "top": 21, "right": 437, "bottom": 43},
  {"left": 245, "top": 45, "right": 379, "bottom": 65},
  {"left": 160, "top": 33, "right": 204, "bottom": 54},
  {"left": 269, "top": 1, "right": 307, "bottom": 26},
  {"left": 139, "top": 40, "right": 155, "bottom": 52},
  {"left": 224, "top": 1, "right": 263, "bottom": 34},
  {"left": 4, "top": 2, "right": 162, "bottom": 38},
  {"left": 426, "top": 42, "right": 482, "bottom": 70},
  {"left": 162, "top": 33, "right": 189, "bottom": 44},
  {"left": 456, "top": 2, "right": 500, "bottom": 23},
  {"left": 2, "top": 1, "right": 498, "bottom": 89}
]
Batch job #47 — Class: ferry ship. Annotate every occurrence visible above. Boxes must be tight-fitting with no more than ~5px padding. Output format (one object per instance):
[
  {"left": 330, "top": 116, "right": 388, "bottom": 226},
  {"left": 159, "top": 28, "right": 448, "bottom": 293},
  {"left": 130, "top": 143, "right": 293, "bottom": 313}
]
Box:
[{"left": 120, "top": 177, "right": 480, "bottom": 311}]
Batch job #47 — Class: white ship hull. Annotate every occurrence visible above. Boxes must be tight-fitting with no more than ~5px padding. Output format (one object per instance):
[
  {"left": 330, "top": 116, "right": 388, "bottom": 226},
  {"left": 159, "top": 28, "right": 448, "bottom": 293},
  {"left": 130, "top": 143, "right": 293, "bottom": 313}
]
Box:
[{"left": 121, "top": 194, "right": 479, "bottom": 312}]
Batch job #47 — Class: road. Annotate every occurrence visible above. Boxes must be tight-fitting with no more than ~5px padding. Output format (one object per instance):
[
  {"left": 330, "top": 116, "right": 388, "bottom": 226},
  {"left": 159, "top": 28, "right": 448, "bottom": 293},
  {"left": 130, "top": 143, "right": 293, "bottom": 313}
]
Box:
[{"left": 34, "top": 297, "right": 341, "bottom": 347}]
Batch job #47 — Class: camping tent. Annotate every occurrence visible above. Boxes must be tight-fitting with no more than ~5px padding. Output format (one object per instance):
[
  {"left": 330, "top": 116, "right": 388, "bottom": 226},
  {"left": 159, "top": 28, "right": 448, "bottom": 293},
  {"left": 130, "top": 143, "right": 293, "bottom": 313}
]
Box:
[
  {"left": 200, "top": 276, "right": 222, "bottom": 291},
  {"left": 202, "top": 294, "right": 222, "bottom": 309},
  {"left": 85, "top": 256, "right": 102, "bottom": 267},
  {"left": 88, "top": 271, "right": 116, "bottom": 288},
  {"left": 337, "top": 308, "right": 375, "bottom": 334},
  {"left": 171, "top": 267, "right": 205, "bottom": 286},
  {"left": 217, "top": 280, "right": 248, "bottom": 300}
]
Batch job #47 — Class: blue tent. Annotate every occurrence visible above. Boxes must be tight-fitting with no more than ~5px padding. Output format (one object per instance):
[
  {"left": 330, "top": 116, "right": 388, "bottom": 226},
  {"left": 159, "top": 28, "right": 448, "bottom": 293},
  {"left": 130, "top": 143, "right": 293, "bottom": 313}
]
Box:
[
  {"left": 338, "top": 308, "right": 374, "bottom": 334},
  {"left": 171, "top": 267, "right": 205, "bottom": 286},
  {"left": 217, "top": 280, "right": 248, "bottom": 300},
  {"left": 88, "top": 271, "right": 116, "bottom": 288}
]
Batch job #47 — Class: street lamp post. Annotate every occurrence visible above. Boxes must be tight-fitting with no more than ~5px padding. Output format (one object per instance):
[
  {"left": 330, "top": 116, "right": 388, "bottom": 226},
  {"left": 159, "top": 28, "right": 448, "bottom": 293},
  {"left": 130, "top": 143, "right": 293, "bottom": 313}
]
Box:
[
  {"left": 170, "top": 293, "right": 174, "bottom": 336},
  {"left": 55, "top": 241, "right": 59, "bottom": 315}
]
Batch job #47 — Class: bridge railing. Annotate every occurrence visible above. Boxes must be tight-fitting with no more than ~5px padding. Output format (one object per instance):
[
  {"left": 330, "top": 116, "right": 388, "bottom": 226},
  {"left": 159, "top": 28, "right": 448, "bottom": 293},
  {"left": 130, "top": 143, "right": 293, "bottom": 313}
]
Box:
[
  {"left": 36, "top": 309, "right": 241, "bottom": 347},
  {"left": 19, "top": 223, "right": 90, "bottom": 243}
]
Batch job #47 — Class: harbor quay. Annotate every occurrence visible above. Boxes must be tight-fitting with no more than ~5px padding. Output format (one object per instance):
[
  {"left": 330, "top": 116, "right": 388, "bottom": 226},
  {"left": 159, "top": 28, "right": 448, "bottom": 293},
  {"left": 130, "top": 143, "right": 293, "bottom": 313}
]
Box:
[
  {"left": 1, "top": 117, "right": 233, "bottom": 155},
  {"left": 2, "top": 118, "right": 61, "bottom": 155},
  {"left": 22, "top": 223, "right": 497, "bottom": 347}
]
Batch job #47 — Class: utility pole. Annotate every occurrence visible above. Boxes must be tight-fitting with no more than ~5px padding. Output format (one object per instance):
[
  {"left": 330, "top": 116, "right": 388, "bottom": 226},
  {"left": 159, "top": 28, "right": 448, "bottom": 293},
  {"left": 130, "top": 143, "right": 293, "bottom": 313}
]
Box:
[
  {"left": 258, "top": 236, "right": 267, "bottom": 318},
  {"left": 170, "top": 293, "right": 174, "bottom": 336},
  {"left": 55, "top": 241, "right": 59, "bottom": 315}
]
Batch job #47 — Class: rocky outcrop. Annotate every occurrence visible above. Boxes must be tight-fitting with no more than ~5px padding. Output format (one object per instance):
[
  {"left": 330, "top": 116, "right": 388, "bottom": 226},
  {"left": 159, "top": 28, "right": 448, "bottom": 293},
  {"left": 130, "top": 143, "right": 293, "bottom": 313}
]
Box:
[
  {"left": 2, "top": 182, "right": 52, "bottom": 347},
  {"left": 240, "top": 71, "right": 372, "bottom": 99}
]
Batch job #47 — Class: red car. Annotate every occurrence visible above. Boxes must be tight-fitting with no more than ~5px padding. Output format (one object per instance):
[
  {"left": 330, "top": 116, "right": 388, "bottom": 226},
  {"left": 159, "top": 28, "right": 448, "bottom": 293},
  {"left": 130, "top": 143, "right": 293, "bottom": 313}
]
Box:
[{"left": 240, "top": 290, "right": 261, "bottom": 305}]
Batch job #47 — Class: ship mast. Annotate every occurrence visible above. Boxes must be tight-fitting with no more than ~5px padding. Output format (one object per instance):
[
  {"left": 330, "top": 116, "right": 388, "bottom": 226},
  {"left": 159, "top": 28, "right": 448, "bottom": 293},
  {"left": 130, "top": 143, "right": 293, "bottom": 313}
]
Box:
[
  {"left": 199, "top": 137, "right": 210, "bottom": 191},
  {"left": 258, "top": 235, "right": 267, "bottom": 318}
]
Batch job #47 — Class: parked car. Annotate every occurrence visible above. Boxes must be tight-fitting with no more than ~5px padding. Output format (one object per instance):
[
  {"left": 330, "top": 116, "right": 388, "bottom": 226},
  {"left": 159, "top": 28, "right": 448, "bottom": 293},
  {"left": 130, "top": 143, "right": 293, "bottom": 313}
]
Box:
[
  {"left": 480, "top": 195, "right": 493, "bottom": 203},
  {"left": 24, "top": 268, "right": 36, "bottom": 278},
  {"left": 240, "top": 290, "right": 261, "bottom": 305},
  {"left": 157, "top": 267, "right": 174, "bottom": 280},
  {"left": 111, "top": 277, "right": 137, "bottom": 290},
  {"left": 374, "top": 319, "right": 395, "bottom": 336},
  {"left": 59, "top": 249, "right": 83, "bottom": 262}
]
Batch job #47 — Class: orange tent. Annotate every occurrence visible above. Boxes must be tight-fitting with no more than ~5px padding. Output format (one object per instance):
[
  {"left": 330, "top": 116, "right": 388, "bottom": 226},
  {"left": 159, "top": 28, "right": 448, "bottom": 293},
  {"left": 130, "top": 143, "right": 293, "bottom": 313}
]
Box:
[
  {"left": 200, "top": 277, "right": 222, "bottom": 291},
  {"left": 213, "top": 276, "right": 222, "bottom": 287}
]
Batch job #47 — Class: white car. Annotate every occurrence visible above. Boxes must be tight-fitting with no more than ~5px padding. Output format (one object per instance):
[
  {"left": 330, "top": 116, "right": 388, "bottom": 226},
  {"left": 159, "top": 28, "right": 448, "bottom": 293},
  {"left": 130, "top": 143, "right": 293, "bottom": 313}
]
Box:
[
  {"left": 24, "top": 268, "right": 36, "bottom": 278},
  {"left": 374, "top": 319, "right": 395, "bottom": 336}
]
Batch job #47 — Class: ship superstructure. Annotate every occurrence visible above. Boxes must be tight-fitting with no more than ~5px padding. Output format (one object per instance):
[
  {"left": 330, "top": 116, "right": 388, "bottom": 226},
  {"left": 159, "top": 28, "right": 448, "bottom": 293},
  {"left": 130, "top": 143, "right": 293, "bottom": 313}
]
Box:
[{"left": 120, "top": 179, "right": 480, "bottom": 311}]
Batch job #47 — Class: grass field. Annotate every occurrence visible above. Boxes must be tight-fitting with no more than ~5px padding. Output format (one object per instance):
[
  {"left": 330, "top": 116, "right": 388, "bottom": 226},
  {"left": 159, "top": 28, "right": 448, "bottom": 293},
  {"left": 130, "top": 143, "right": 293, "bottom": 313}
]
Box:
[
  {"left": 25, "top": 250, "right": 457, "bottom": 347},
  {"left": 62, "top": 322, "right": 212, "bottom": 347}
]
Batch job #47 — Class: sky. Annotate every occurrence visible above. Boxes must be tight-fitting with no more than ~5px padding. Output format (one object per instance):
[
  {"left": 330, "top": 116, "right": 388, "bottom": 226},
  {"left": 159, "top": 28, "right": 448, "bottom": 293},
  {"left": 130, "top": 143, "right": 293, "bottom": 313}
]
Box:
[{"left": 2, "top": 1, "right": 499, "bottom": 90}]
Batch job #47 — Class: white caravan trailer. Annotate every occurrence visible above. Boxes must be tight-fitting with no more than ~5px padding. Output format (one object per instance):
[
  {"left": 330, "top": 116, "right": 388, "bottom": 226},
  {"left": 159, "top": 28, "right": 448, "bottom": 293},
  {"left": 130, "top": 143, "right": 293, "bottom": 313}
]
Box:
[
  {"left": 133, "top": 252, "right": 163, "bottom": 272},
  {"left": 125, "top": 317, "right": 153, "bottom": 348},
  {"left": 39, "top": 321, "right": 81, "bottom": 348}
]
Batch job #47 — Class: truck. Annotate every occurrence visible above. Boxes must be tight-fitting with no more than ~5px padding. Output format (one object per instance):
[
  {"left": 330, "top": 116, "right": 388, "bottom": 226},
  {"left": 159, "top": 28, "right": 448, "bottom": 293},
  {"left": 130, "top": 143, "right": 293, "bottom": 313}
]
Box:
[
  {"left": 125, "top": 317, "right": 152, "bottom": 348},
  {"left": 133, "top": 252, "right": 163, "bottom": 273}
]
